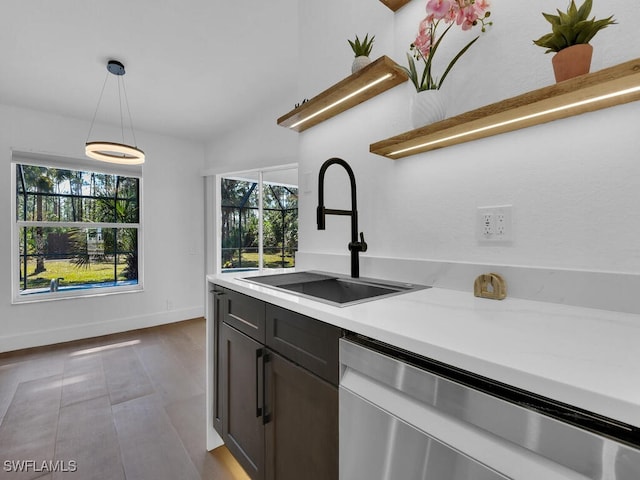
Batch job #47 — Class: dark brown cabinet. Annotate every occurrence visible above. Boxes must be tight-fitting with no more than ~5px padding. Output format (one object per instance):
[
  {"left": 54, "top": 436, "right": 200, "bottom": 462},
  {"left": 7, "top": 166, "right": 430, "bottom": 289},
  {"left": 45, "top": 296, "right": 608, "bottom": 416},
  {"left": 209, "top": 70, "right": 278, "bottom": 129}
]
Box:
[
  {"left": 220, "top": 322, "right": 266, "bottom": 478},
  {"left": 212, "top": 284, "right": 341, "bottom": 480}
]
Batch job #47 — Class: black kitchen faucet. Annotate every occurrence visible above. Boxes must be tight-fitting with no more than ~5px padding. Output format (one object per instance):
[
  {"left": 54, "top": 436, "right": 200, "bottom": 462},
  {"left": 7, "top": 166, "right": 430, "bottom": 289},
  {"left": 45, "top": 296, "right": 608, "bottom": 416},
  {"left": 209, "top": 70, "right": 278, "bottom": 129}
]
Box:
[{"left": 317, "top": 157, "right": 367, "bottom": 278}]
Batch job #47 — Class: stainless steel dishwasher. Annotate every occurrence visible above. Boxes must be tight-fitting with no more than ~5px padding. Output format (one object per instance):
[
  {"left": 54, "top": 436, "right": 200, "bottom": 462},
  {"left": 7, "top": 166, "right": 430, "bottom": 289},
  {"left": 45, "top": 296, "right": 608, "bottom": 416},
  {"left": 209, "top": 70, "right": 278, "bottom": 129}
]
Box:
[{"left": 339, "top": 335, "right": 640, "bottom": 480}]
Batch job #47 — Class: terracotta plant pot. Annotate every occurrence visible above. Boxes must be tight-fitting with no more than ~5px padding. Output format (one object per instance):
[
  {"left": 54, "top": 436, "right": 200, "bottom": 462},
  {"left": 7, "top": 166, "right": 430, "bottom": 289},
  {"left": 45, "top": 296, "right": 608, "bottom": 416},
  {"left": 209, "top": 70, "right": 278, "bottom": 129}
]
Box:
[{"left": 551, "top": 44, "right": 593, "bottom": 82}]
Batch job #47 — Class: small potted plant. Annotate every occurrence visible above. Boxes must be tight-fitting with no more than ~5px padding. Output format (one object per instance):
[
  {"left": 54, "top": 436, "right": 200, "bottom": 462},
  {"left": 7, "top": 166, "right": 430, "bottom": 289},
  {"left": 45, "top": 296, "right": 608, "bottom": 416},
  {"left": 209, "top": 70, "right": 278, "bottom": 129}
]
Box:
[
  {"left": 533, "top": 0, "right": 616, "bottom": 82},
  {"left": 348, "top": 34, "right": 375, "bottom": 73}
]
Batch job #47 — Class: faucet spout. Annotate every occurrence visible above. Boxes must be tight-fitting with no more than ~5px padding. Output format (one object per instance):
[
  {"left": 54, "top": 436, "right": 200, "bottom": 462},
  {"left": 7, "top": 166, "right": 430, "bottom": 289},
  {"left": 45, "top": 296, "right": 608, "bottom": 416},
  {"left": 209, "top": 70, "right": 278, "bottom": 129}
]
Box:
[{"left": 317, "top": 158, "right": 367, "bottom": 278}]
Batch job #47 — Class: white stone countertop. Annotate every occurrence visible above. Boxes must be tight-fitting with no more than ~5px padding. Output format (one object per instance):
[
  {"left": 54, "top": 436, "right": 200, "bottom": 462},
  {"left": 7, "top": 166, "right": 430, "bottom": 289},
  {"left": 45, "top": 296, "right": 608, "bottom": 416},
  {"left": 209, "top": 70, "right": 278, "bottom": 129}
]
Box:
[{"left": 207, "top": 270, "right": 640, "bottom": 429}]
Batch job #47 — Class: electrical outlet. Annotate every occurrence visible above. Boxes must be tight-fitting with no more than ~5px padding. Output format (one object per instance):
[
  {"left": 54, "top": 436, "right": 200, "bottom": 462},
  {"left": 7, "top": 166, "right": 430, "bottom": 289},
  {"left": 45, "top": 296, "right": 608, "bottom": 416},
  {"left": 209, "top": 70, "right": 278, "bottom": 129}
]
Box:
[
  {"left": 495, "top": 213, "right": 506, "bottom": 236},
  {"left": 477, "top": 205, "right": 512, "bottom": 243},
  {"left": 482, "top": 213, "right": 494, "bottom": 238}
]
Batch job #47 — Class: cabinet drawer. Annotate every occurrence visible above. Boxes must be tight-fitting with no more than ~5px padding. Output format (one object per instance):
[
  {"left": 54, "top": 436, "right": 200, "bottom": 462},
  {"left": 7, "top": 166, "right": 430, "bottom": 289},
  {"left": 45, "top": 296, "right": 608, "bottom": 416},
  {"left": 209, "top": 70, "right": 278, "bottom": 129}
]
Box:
[
  {"left": 223, "top": 288, "right": 266, "bottom": 343},
  {"left": 266, "top": 304, "right": 341, "bottom": 385}
]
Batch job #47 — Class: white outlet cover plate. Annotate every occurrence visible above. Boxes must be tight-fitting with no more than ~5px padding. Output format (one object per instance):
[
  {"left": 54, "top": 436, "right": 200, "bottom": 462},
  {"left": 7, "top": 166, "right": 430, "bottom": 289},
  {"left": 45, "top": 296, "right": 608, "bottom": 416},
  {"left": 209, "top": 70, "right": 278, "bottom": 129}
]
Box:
[{"left": 477, "top": 205, "right": 513, "bottom": 243}]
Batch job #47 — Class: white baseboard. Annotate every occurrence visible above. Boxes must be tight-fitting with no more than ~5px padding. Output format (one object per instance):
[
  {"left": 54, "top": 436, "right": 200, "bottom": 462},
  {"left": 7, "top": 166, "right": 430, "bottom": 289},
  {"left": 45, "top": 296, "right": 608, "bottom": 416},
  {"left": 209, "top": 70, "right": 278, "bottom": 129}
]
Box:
[{"left": 0, "top": 306, "right": 204, "bottom": 353}]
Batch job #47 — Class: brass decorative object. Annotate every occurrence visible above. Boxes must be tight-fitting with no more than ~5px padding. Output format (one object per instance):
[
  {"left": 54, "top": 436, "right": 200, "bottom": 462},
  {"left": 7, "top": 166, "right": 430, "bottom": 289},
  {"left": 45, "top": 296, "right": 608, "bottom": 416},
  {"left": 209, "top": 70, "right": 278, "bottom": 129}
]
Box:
[{"left": 474, "top": 273, "right": 507, "bottom": 300}]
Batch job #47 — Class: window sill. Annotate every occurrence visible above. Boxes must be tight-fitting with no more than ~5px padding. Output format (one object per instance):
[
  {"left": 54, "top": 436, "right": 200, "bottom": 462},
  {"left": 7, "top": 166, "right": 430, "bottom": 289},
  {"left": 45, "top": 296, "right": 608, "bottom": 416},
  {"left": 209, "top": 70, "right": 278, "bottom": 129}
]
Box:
[{"left": 12, "top": 284, "right": 143, "bottom": 304}]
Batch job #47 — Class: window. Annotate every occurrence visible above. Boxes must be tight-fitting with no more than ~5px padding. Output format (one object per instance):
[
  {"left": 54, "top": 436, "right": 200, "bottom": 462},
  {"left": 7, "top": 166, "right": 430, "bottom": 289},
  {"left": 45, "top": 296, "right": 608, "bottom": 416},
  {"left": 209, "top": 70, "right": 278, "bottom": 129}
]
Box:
[
  {"left": 220, "top": 167, "right": 298, "bottom": 272},
  {"left": 12, "top": 155, "right": 142, "bottom": 302}
]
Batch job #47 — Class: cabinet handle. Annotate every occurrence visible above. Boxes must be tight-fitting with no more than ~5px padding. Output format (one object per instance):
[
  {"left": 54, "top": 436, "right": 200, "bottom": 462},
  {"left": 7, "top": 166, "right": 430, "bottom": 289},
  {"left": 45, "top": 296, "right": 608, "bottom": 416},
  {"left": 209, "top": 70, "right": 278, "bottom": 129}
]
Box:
[
  {"left": 262, "top": 352, "right": 271, "bottom": 425},
  {"left": 256, "top": 348, "right": 264, "bottom": 418}
]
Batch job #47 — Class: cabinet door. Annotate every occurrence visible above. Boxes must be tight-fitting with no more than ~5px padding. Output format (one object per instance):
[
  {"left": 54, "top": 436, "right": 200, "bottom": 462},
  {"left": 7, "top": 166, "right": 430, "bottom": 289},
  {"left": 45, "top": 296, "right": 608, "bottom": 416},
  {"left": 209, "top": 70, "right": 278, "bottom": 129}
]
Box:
[
  {"left": 221, "top": 322, "right": 266, "bottom": 479},
  {"left": 211, "top": 286, "right": 225, "bottom": 436},
  {"left": 223, "top": 288, "right": 266, "bottom": 343},
  {"left": 265, "top": 351, "right": 338, "bottom": 480}
]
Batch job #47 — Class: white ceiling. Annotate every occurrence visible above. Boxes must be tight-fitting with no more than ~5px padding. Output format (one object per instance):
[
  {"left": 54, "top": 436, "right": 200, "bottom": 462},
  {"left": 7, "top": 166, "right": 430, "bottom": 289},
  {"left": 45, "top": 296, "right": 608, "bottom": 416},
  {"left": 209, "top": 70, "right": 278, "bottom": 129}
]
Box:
[{"left": 1, "top": 0, "right": 299, "bottom": 142}]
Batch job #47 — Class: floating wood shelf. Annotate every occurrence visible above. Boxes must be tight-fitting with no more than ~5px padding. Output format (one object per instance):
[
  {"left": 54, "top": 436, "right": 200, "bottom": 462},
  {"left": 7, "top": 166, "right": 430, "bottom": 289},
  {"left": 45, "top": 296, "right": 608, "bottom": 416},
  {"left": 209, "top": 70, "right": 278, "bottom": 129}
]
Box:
[
  {"left": 379, "top": 0, "right": 411, "bottom": 11},
  {"left": 370, "top": 58, "right": 640, "bottom": 159},
  {"left": 277, "top": 56, "right": 407, "bottom": 132}
]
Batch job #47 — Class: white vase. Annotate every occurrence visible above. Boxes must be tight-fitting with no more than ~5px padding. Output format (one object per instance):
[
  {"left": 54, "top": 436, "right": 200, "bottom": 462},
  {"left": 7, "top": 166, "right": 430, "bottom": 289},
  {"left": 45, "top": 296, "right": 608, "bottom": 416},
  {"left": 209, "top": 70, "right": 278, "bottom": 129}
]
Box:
[
  {"left": 351, "top": 56, "right": 371, "bottom": 74},
  {"left": 410, "top": 89, "right": 446, "bottom": 129}
]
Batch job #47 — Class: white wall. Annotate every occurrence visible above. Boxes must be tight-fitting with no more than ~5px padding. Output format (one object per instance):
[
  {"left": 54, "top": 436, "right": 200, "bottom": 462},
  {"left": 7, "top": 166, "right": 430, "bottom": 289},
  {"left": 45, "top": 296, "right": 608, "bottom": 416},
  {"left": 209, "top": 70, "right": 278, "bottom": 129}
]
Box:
[
  {"left": 0, "top": 104, "right": 206, "bottom": 352},
  {"left": 204, "top": 96, "right": 299, "bottom": 175},
  {"left": 202, "top": 57, "right": 301, "bottom": 278},
  {"left": 197, "top": 1, "right": 640, "bottom": 311},
  {"left": 294, "top": 0, "right": 640, "bottom": 303}
]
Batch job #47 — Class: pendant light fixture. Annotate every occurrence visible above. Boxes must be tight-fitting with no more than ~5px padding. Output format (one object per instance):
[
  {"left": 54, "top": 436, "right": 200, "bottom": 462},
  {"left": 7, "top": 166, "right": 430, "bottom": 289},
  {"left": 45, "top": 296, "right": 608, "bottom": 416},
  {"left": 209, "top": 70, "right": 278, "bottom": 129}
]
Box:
[{"left": 85, "top": 60, "right": 145, "bottom": 165}]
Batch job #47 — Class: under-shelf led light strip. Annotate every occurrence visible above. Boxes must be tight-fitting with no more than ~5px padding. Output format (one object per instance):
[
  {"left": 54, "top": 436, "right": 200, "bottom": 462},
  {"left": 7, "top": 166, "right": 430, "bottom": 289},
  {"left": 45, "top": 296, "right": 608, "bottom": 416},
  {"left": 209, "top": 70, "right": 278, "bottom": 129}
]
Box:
[
  {"left": 290, "top": 73, "right": 394, "bottom": 129},
  {"left": 388, "top": 85, "right": 640, "bottom": 157}
]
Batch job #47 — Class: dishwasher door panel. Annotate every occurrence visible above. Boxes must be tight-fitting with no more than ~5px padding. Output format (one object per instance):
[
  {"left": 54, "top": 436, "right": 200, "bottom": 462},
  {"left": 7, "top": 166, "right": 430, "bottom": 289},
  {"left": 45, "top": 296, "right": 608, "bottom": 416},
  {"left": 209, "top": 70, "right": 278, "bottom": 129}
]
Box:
[
  {"left": 339, "top": 338, "right": 640, "bottom": 480},
  {"left": 340, "top": 386, "right": 508, "bottom": 480}
]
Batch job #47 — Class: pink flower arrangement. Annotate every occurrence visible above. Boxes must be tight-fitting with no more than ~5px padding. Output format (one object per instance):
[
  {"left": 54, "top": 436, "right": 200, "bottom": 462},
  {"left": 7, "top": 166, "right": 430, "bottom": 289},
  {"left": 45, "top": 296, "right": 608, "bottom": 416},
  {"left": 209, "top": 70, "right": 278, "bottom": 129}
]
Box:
[{"left": 402, "top": 0, "right": 493, "bottom": 91}]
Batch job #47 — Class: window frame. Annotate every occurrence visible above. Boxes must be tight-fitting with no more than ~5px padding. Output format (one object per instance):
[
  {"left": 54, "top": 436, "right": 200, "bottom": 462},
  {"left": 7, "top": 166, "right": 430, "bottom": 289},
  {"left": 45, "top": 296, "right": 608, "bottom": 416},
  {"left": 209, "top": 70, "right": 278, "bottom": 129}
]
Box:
[
  {"left": 216, "top": 164, "right": 298, "bottom": 274},
  {"left": 10, "top": 152, "right": 144, "bottom": 303}
]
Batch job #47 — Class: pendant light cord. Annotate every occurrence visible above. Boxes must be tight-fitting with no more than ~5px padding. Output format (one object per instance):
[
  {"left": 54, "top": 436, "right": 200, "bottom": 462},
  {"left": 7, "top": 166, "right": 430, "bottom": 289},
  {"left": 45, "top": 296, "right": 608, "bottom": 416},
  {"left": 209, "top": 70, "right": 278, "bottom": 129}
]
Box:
[
  {"left": 86, "top": 66, "right": 139, "bottom": 148},
  {"left": 121, "top": 78, "right": 138, "bottom": 148},
  {"left": 86, "top": 71, "right": 110, "bottom": 143},
  {"left": 118, "top": 75, "right": 124, "bottom": 145}
]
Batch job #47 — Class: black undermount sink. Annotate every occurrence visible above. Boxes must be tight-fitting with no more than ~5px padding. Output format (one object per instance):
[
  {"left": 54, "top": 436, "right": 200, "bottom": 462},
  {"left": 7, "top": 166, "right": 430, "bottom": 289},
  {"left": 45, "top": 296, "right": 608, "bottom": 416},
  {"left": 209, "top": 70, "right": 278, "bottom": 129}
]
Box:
[{"left": 240, "top": 271, "right": 429, "bottom": 307}]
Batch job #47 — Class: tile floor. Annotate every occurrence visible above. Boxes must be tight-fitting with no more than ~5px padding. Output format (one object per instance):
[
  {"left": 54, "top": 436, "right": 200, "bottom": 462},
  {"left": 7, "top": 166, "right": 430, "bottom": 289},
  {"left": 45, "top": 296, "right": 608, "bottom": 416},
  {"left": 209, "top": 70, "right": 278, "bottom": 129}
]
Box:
[{"left": 0, "top": 318, "right": 249, "bottom": 480}]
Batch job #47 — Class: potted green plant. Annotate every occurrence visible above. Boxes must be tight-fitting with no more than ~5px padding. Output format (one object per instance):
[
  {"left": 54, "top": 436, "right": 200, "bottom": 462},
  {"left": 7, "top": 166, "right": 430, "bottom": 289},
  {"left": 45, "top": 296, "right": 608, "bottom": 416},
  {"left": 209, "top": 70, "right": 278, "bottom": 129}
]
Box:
[
  {"left": 533, "top": 0, "right": 616, "bottom": 82},
  {"left": 348, "top": 34, "right": 375, "bottom": 73}
]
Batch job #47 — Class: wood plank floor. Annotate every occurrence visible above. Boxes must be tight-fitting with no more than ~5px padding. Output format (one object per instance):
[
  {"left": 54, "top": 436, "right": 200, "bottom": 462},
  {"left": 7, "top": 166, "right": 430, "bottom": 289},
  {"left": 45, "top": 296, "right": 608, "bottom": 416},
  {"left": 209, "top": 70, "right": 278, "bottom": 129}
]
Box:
[{"left": 0, "top": 318, "right": 249, "bottom": 480}]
